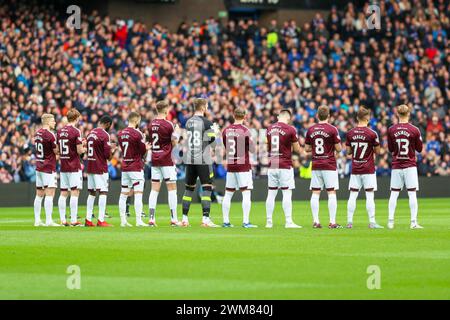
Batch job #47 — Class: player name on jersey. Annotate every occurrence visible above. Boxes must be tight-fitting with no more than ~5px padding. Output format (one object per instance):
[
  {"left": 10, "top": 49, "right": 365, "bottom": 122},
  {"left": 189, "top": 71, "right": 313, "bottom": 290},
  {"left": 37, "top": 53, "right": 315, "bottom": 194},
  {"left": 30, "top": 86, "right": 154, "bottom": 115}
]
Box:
[
  {"left": 149, "top": 119, "right": 174, "bottom": 167},
  {"left": 305, "top": 123, "right": 341, "bottom": 171},
  {"left": 346, "top": 127, "right": 379, "bottom": 175},
  {"left": 184, "top": 115, "right": 215, "bottom": 165},
  {"left": 35, "top": 128, "right": 57, "bottom": 173},
  {"left": 57, "top": 125, "right": 83, "bottom": 172},
  {"left": 267, "top": 122, "right": 298, "bottom": 169},
  {"left": 118, "top": 127, "right": 147, "bottom": 172},
  {"left": 223, "top": 124, "right": 253, "bottom": 172},
  {"left": 388, "top": 123, "right": 423, "bottom": 169},
  {"left": 86, "top": 128, "right": 111, "bottom": 174}
]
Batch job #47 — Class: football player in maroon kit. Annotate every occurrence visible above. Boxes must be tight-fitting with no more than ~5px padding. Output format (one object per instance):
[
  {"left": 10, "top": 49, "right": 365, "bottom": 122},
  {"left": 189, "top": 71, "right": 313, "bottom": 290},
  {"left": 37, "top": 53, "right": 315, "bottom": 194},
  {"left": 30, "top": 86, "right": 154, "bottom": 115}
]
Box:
[
  {"left": 222, "top": 107, "right": 257, "bottom": 228},
  {"left": 57, "top": 109, "right": 86, "bottom": 226},
  {"left": 118, "top": 112, "right": 149, "bottom": 227},
  {"left": 148, "top": 100, "right": 181, "bottom": 227},
  {"left": 265, "top": 109, "right": 302, "bottom": 229},
  {"left": 305, "top": 105, "right": 342, "bottom": 229},
  {"left": 34, "top": 114, "right": 59, "bottom": 226},
  {"left": 387, "top": 104, "right": 424, "bottom": 229},
  {"left": 345, "top": 107, "right": 383, "bottom": 229},
  {"left": 85, "top": 115, "right": 117, "bottom": 227}
]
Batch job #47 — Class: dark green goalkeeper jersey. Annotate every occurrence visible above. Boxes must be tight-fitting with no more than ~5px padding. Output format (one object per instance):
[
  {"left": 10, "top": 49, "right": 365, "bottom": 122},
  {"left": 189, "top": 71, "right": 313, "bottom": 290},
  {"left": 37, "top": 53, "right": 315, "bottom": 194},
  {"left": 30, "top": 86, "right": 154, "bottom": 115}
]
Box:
[{"left": 184, "top": 115, "right": 216, "bottom": 165}]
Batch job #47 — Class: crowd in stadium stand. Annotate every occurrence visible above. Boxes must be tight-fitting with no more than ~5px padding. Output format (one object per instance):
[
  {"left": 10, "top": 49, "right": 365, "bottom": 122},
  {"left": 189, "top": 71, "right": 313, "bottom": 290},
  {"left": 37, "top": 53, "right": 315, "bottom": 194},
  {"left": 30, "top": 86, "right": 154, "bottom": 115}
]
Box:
[{"left": 0, "top": 0, "right": 449, "bottom": 183}]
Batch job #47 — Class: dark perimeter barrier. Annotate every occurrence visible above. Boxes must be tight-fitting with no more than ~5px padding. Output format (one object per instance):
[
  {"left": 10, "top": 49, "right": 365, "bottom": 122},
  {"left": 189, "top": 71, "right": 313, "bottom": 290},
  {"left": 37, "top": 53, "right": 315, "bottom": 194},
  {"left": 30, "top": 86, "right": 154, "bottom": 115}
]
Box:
[{"left": 0, "top": 177, "right": 449, "bottom": 207}]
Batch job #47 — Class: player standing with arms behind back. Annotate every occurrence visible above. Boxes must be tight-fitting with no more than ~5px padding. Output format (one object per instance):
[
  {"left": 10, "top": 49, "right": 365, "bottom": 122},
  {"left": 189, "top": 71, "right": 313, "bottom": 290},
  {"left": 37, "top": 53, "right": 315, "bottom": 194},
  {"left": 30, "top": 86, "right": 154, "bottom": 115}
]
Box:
[
  {"left": 57, "top": 109, "right": 86, "bottom": 226},
  {"left": 118, "top": 112, "right": 149, "bottom": 227},
  {"left": 305, "top": 105, "right": 342, "bottom": 229},
  {"left": 85, "top": 115, "right": 117, "bottom": 227},
  {"left": 387, "top": 104, "right": 424, "bottom": 229},
  {"left": 222, "top": 108, "right": 257, "bottom": 228},
  {"left": 34, "top": 113, "right": 59, "bottom": 226},
  {"left": 345, "top": 107, "right": 383, "bottom": 229},
  {"left": 265, "top": 109, "right": 302, "bottom": 229},
  {"left": 182, "top": 98, "right": 219, "bottom": 227},
  {"left": 148, "top": 100, "right": 181, "bottom": 227}
]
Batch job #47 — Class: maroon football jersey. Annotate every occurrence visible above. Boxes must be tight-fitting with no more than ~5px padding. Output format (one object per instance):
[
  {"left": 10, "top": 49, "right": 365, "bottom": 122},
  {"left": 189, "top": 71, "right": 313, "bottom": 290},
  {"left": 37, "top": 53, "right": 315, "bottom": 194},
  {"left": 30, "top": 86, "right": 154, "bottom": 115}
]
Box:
[
  {"left": 149, "top": 119, "right": 174, "bottom": 167},
  {"left": 57, "top": 125, "right": 83, "bottom": 172},
  {"left": 34, "top": 128, "right": 57, "bottom": 173},
  {"left": 86, "top": 128, "right": 111, "bottom": 174},
  {"left": 118, "top": 127, "right": 147, "bottom": 172},
  {"left": 387, "top": 123, "right": 423, "bottom": 169},
  {"left": 305, "top": 123, "right": 341, "bottom": 171},
  {"left": 346, "top": 126, "right": 380, "bottom": 174},
  {"left": 267, "top": 122, "right": 298, "bottom": 169},
  {"left": 222, "top": 124, "right": 254, "bottom": 172}
]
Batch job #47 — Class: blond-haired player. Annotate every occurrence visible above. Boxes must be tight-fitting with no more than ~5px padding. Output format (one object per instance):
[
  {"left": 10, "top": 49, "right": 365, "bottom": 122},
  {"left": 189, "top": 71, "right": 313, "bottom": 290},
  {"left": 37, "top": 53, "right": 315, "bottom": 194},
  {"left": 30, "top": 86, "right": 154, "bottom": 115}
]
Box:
[
  {"left": 387, "top": 105, "right": 424, "bottom": 229},
  {"left": 34, "top": 114, "right": 59, "bottom": 226}
]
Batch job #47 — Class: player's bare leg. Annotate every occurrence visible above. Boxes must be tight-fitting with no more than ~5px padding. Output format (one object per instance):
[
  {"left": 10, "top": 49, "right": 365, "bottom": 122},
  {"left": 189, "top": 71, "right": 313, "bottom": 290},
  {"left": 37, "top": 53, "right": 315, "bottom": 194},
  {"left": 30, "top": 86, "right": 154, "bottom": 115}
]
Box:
[
  {"left": 148, "top": 181, "right": 160, "bottom": 226},
  {"left": 265, "top": 188, "right": 278, "bottom": 228},
  {"left": 119, "top": 189, "right": 132, "bottom": 227},
  {"left": 167, "top": 181, "right": 181, "bottom": 226},
  {"left": 388, "top": 189, "right": 400, "bottom": 229},
  {"left": 44, "top": 187, "right": 59, "bottom": 226},
  {"left": 58, "top": 190, "right": 69, "bottom": 226},
  {"left": 408, "top": 189, "right": 422, "bottom": 229},
  {"left": 69, "top": 189, "right": 81, "bottom": 226},
  {"left": 85, "top": 190, "right": 97, "bottom": 227},
  {"left": 222, "top": 189, "right": 234, "bottom": 227},
  {"left": 282, "top": 189, "right": 301, "bottom": 228},
  {"left": 346, "top": 189, "right": 359, "bottom": 228},
  {"left": 97, "top": 191, "right": 112, "bottom": 227},
  {"left": 327, "top": 190, "right": 341, "bottom": 229},
  {"left": 310, "top": 190, "right": 321, "bottom": 228},
  {"left": 182, "top": 184, "right": 195, "bottom": 226},
  {"left": 34, "top": 188, "right": 45, "bottom": 226}
]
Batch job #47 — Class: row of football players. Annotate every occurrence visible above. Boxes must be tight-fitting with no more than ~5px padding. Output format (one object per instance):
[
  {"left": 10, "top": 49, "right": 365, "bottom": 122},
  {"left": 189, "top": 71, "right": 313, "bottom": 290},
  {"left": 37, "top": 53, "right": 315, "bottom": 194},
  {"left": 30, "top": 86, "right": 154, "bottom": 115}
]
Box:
[{"left": 33, "top": 100, "right": 423, "bottom": 229}]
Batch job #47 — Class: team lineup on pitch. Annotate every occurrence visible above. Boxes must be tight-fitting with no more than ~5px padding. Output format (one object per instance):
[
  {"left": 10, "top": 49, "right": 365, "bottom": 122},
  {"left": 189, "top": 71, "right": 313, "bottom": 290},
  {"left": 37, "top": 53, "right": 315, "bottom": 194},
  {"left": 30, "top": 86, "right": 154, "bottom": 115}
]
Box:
[{"left": 33, "top": 99, "right": 425, "bottom": 231}]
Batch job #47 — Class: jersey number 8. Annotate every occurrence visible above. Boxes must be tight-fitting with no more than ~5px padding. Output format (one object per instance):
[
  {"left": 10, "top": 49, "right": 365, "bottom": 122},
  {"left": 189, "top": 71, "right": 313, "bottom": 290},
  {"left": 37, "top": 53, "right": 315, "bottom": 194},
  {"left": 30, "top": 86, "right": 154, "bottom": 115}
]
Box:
[{"left": 314, "top": 138, "right": 324, "bottom": 155}]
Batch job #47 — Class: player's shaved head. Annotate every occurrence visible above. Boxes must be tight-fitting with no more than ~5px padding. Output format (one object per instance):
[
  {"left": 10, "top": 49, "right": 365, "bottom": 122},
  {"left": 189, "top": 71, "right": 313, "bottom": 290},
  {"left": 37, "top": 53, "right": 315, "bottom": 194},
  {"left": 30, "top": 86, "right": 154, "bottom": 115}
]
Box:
[
  {"left": 128, "top": 111, "right": 141, "bottom": 126},
  {"left": 397, "top": 104, "right": 410, "bottom": 118},
  {"left": 67, "top": 108, "right": 81, "bottom": 123},
  {"left": 317, "top": 105, "right": 330, "bottom": 121},
  {"left": 41, "top": 113, "right": 55, "bottom": 125},
  {"left": 193, "top": 98, "right": 208, "bottom": 112},
  {"left": 99, "top": 115, "right": 112, "bottom": 125},
  {"left": 156, "top": 100, "right": 169, "bottom": 114},
  {"left": 357, "top": 106, "right": 370, "bottom": 122},
  {"left": 233, "top": 107, "right": 247, "bottom": 120},
  {"left": 278, "top": 109, "right": 292, "bottom": 123},
  {"left": 99, "top": 115, "right": 113, "bottom": 130}
]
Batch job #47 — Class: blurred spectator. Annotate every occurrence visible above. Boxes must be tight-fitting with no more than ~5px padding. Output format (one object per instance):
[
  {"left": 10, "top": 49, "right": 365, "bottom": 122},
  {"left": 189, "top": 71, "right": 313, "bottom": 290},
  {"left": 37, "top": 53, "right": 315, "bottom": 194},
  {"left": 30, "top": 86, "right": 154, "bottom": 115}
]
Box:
[{"left": 0, "top": 0, "right": 448, "bottom": 184}]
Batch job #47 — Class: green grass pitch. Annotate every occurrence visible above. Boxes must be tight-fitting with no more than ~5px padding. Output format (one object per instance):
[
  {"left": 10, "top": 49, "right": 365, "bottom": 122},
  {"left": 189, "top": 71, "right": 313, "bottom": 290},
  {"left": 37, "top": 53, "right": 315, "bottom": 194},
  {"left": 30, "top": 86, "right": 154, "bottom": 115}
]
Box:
[{"left": 0, "top": 198, "right": 449, "bottom": 299}]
